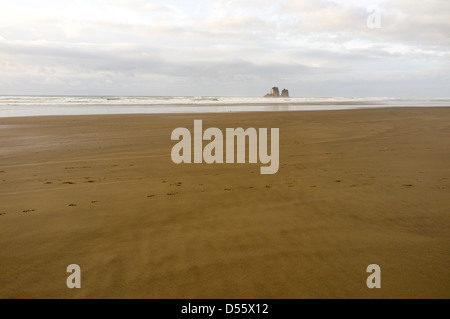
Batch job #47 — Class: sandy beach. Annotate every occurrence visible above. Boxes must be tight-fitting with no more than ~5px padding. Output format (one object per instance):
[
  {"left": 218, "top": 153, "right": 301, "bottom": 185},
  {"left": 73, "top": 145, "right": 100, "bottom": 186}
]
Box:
[{"left": 0, "top": 107, "right": 449, "bottom": 299}]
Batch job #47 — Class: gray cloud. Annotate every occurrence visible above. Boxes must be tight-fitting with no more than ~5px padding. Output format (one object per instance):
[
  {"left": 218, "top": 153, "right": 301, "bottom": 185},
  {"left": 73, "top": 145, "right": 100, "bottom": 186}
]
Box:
[{"left": 0, "top": 0, "right": 449, "bottom": 97}]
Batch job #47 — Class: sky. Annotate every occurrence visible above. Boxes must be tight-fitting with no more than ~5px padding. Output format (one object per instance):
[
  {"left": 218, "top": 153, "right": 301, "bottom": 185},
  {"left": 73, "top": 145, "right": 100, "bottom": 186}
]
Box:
[{"left": 0, "top": 0, "right": 449, "bottom": 97}]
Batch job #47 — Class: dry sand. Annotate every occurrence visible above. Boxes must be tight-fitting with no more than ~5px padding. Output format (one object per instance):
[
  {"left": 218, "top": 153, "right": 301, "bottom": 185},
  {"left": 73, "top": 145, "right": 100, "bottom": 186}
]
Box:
[{"left": 0, "top": 107, "right": 449, "bottom": 298}]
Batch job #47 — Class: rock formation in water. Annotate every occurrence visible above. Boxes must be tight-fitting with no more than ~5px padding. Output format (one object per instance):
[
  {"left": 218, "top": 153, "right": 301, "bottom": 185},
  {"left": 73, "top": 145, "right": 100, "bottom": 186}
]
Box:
[{"left": 264, "top": 87, "right": 289, "bottom": 98}]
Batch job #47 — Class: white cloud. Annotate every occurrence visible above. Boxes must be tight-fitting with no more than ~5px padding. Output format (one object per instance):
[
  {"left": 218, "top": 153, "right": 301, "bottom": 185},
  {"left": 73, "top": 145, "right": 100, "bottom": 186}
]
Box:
[{"left": 0, "top": 0, "right": 449, "bottom": 97}]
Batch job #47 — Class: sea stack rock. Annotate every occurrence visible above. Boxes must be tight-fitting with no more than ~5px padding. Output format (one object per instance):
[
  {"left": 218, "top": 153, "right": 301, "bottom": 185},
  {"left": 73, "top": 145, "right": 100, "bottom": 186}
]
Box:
[
  {"left": 271, "top": 87, "right": 280, "bottom": 97},
  {"left": 264, "top": 86, "right": 289, "bottom": 98},
  {"left": 281, "top": 89, "right": 289, "bottom": 97}
]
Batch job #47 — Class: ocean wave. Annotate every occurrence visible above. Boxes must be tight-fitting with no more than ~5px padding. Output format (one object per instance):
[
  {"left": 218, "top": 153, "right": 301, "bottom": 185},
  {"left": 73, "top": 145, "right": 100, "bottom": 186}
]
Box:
[{"left": 0, "top": 96, "right": 449, "bottom": 117}]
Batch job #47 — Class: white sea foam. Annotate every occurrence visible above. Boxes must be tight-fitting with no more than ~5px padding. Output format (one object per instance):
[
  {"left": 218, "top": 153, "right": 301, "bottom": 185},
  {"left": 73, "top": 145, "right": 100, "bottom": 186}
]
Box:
[{"left": 0, "top": 96, "right": 448, "bottom": 117}]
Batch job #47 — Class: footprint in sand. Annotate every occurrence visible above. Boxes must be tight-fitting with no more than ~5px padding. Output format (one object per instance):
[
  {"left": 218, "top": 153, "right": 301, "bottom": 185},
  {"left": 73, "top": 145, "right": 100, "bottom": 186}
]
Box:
[
  {"left": 224, "top": 188, "right": 232, "bottom": 191},
  {"left": 286, "top": 182, "right": 294, "bottom": 187},
  {"left": 62, "top": 181, "right": 75, "bottom": 185},
  {"left": 68, "top": 204, "right": 77, "bottom": 207},
  {"left": 91, "top": 200, "right": 98, "bottom": 203},
  {"left": 22, "top": 209, "right": 35, "bottom": 213},
  {"left": 335, "top": 180, "right": 342, "bottom": 183},
  {"left": 44, "top": 181, "right": 53, "bottom": 184},
  {"left": 167, "top": 192, "right": 178, "bottom": 196},
  {"left": 402, "top": 184, "right": 413, "bottom": 187},
  {"left": 85, "top": 180, "right": 95, "bottom": 183},
  {"left": 170, "top": 182, "right": 182, "bottom": 187},
  {"left": 147, "top": 195, "right": 155, "bottom": 198}
]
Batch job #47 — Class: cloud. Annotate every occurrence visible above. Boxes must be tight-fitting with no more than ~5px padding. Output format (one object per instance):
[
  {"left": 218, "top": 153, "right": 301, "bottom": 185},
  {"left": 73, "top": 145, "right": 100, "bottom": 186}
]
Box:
[{"left": 0, "top": 0, "right": 449, "bottom": 97}]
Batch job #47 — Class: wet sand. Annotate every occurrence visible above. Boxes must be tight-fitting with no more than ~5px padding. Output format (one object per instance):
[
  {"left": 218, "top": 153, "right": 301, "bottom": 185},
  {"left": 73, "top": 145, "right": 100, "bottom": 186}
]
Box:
[{"left": 0, "top": 107, "right": 449, "bottom": 298}]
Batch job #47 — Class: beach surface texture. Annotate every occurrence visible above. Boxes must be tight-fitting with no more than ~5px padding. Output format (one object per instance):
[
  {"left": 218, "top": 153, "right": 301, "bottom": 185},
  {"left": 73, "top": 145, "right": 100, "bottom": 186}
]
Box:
[{"left": 0, "top": 107, "right": 449, "bottom": 298}]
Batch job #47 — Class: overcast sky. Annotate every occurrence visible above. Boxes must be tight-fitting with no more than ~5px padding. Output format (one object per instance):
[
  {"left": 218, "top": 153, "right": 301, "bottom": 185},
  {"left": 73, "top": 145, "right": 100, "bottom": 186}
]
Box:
[{"left": 0, "top": 0, "right": 449, "bottom": 97}]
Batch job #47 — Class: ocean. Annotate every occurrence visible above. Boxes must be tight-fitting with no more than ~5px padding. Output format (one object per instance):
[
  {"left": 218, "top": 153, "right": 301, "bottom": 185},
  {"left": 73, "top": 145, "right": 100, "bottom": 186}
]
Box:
[{"left": 0, "top": 96, "right": 449, "bottom": 117}]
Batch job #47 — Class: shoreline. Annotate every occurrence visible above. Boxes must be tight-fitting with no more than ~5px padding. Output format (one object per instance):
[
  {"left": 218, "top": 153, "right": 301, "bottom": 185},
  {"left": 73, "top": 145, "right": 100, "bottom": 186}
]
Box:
[
  {"left": 0, "top": 105, "right": 450, "bottom": 120},
  {"left": 1, "top": 107, "right": 449, "bottom": 298}
]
